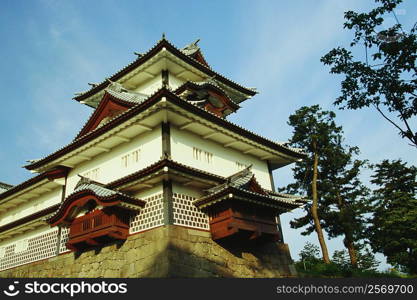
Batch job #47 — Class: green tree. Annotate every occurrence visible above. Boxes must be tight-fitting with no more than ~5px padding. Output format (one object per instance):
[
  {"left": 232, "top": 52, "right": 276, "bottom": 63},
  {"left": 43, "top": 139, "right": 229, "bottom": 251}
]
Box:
[
  {"left": 321, "top": 0, "right": 417, "bottom": 147},
  {"left": 299, "top": 242, "right": 321, "bottom": 263},
  {"left": 284, "top": 105, "right": 369, "bottom": 267},
  {"left": 332, "top": 250, "right": 351, "bottom": 269},
  {"left": 284, "top": 105, "right": 340, "bottom": 263},
  {"left": 320, "top": 157, "right": 370, "bottom": 267},
  {"left": 332, "top": 246, "right": 380, "bottom": 271},
  {"left": 298, "top": 242, "right": 322, "bottom": 272},
  {"left": 357, "top": 246, "right": 380, "bottom": 271},
  {"left": 367, "top": 159, "right": 417, "bottom": 274}
]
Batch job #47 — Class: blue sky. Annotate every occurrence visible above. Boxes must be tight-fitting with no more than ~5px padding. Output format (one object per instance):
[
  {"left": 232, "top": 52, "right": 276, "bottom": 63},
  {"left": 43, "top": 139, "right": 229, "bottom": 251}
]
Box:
[{"left": 0, "top": 0, "right": 416, "bottom": 270}]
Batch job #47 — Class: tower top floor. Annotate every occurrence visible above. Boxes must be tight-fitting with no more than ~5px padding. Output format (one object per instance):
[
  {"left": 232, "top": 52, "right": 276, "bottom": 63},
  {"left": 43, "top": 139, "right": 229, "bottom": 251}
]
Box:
[{"left": 73, "top": 37, "right": 257, "bottom": 114}]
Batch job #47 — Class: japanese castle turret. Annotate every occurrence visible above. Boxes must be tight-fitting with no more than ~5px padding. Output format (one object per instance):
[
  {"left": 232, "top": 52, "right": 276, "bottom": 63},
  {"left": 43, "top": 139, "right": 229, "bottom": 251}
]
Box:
[{"left": 0, "top": 37, "right": 307, "bottom": 278}]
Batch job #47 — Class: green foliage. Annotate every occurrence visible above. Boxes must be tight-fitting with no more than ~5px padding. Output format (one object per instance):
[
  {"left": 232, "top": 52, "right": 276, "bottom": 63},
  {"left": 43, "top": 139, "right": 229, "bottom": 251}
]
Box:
[
  {"left": 319, "top": 158, "right": 370, "bottom": 244},
  {"left": 332, "top": 246, "right": 380, "bottom": 272},
  {"left": 321, "top": 0, "right": 417, "bottom": 147},
  {"left": 297, "top": 242, "right": 322, "bottom": 270},
  {"left": 367, "top": 159, "right": 417, "bottom": 274},
  {"left": 295, "top": 242, "right": 398, "bottom": 278},
  {"left": 283, "top": 105, "right": 370, "bottom": 266},
  {"left": 299, "top": 242, "right": 321, "bottom": 262},
  {"left": 283, "top": 105, "right": 346, "bottom": 235}
]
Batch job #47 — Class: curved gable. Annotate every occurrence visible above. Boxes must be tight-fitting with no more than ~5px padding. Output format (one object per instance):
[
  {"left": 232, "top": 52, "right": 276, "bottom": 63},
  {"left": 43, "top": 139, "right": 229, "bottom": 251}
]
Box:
[{"left": 76, "top": 92, "right": 132, "bottom": 139}]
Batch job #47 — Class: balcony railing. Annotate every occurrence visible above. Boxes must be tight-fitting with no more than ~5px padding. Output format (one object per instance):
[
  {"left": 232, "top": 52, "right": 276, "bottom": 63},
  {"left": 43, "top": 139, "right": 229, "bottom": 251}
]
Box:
[
  {"left": 207, "top": 201, "right": 281, "bottom": 242},
  {"left": 66, "top": 209, "right": 129, "bottom": 251}
]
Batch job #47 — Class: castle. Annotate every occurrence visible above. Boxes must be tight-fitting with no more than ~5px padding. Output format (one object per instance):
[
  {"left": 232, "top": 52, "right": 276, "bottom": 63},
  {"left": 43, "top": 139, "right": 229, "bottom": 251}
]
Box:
[{"left": 0, "top": 37, "right": 306, "bottom": 277}]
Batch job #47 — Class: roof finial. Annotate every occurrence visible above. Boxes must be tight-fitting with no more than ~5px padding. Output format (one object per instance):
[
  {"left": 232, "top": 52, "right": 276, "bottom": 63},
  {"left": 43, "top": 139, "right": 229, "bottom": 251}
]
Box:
[
  {"left": 193, "top": 38, "right": 200, "bottom": 46},
  {"left": 134, "top": 52, "right": 143, "bottom": 57},
  {"left": 88, "top": 83, "right": 98, "bottom": 87},
  {"left": 75, "top": 175, "right": 92, "bottom": 189},
  {"left": 105, "top": 78, "right": 127, "bottom": 93},
  {"left": 162, "top": 32, "right": 166, "bottom": 39}
]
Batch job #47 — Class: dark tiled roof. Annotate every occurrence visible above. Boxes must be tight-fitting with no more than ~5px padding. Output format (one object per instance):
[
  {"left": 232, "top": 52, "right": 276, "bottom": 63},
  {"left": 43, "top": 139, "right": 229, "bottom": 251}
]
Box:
[
  {"left": 195, "top": 166, "right": 306, "bottom": 209},
  {"left": 105, "top": 82, "right": 148, "bottom": 104},
  {"left": 205, "top": 165, "right": 254, "bottom": 194},
  {"left": 0, "top": 173, "right": 48, "bottom": 201},
  {"left": 71, "top": 176, "right": 136, "bottom": 200},
  {"left": 106, "top": 158, "right": 224, "bottom": 189},
  {"left": 0, "top": 205, "right": 59, "bottom": 234},
  {"left": 174, "top": 79, "right": 240, "bottom": 111},
  {"left": 181, "top": 39, "right": 201, "bottom": 56},
  {"left": 0, "top": 182, "right": 13, "bottom": 193},
  {"left": 47, "top": 176, "right": 145, "bottom": 225},
  {"left": 25, "top": 88, "right": 306, "bottom": 172},
  {"left": 24, "top": 88, "right": 168, "bottom": 171},
  {"left": 73, "top": 38, "right": 256, "bottom": 103},
  {"left": 74, "top": 84, "right": 148, "bottom": 140}
]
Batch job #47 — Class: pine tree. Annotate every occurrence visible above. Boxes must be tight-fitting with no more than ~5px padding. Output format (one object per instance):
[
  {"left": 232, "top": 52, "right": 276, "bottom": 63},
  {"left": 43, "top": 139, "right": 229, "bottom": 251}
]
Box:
[
  {"left": 368, "top": 159, "right": 417, "bottom": 274},
  {"left": 283, "top": 105, "right": 369, "bottom": 266},
  {"left": 320, "top": 157, "right": 370, "bottom": 267},
  {"left": 284, "top": 105, "right": 338, "bottom": 263}
]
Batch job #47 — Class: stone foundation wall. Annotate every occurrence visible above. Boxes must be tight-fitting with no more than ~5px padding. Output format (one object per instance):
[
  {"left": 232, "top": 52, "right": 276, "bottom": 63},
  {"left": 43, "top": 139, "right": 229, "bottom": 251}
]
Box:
[{"left": 0, "top": 225, "right": 297, "bottom": 278}]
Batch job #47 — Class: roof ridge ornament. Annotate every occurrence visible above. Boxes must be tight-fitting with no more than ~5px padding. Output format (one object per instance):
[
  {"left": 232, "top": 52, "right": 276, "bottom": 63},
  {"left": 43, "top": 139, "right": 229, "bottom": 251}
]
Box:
[
  {"left": 181, "top": 39, "right": 201, "bottom": 56},
  {"left": 75, "top": 175, "right": 94, "bottom": 189},
  {"left": 227, "top": 164, "right": 252, "bottom": 182},
  {"left": 74, "top": 175, "right": 106, "bottom": 190},
  {"left": 106, "top": 79, "right": 128, "bottom": 93},
  {"left": 205, "top": 75, "right": 218, "bottom": 86}
]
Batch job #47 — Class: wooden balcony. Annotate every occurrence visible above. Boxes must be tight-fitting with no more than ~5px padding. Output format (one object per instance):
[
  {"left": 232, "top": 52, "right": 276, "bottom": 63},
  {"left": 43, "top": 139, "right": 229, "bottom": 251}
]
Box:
[
  {"left": 207, "top": 201, "right": 281, "bottom": 242},
  {"left": 66, "top": 208, "right": 130, "bottom": 251}
]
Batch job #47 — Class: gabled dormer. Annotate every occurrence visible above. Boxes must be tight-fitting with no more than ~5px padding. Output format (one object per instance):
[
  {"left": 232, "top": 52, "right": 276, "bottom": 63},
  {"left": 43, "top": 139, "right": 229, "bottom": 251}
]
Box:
[
  {"left": 194, "top": 166, "right": 306, "bottom": 242},
  {"left": 47, "top": 176, "right": 145, "bottom": 251},
  {"left": 175, "top": 79, "right": 240, "bottom": 117},
  {"left": 75, "top": 81, "right": 148, "bottom": 139}
]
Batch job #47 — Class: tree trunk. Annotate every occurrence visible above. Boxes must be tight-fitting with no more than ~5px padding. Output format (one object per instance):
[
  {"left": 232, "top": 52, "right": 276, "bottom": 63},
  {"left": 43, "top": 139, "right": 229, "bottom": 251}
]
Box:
[
  {"left": 311, "top": 148, "right": 331, "bottom": 264},
  {"left": 344, "top": 237, "right": 358, "bottom": 268},
  {"left": 336, "top": 192, "right": 358, "bottom": 268}
]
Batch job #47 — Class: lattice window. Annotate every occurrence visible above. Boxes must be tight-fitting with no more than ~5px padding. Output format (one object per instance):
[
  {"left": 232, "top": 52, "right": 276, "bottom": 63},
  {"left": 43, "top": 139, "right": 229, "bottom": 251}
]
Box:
[
  {"left": 121, "top": 148, "right": 141, "bottom": 168},
  {"left": 59, "top": 227, "right": 70, "bottom": 253},
  {"left": 83, "top": 168, "right": 100, "bottom": 180},
  {"left": 130, "top": 193, "right": 164, "bottom": 233},
  {"left": 193, "top": 147, "right": 213, "bottom": 164},
  {"left": 173, "top": 193, "right": 209, "bottom": 230},
  {"left": 0, "top": 228, "right": 59, "bottom": 271},
  {"left": 236, "top": 161, "right": 248, "bottom": 170}
]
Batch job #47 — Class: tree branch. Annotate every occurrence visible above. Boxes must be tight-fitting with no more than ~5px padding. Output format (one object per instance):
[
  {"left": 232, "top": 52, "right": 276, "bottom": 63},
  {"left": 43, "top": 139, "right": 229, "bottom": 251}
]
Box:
[
  {"left": 373, "top": 104, "right": 417, "bottom": 147},
  {"left": 399, "top": 109, "right": 417, "bottom": 146},
  {"left": 373, "top": 104, "right": 405, "bottom": 133}
]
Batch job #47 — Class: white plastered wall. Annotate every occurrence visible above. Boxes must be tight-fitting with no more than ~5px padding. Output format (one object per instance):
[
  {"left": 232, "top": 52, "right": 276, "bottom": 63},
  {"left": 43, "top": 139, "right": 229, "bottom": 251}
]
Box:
[
  {"left": 172, "top": 182, "right": 203, "bottom": 199},
  {"left": 168, "top": 73, "right": 186, "bottom": 90},
  {"left": 0, "top": 188, "right": 61, "bottom": 227},
  {"left": 66, "top": 127, "right": 162, "bottom": 194},
  {"left": 132, "top": 184, "right": 163, "bottom": 199},
  {"left": 132, "top": 75, "right": 162, "bottom": 96},
  {"left": 170, "top": 126, "right": 273, "bottom": 190}
]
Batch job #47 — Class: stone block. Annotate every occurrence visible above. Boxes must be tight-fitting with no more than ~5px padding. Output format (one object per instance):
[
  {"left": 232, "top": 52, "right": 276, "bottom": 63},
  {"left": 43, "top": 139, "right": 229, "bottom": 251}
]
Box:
[{"left": 0, "top": 225, "right": 296, "bottom": 278}]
